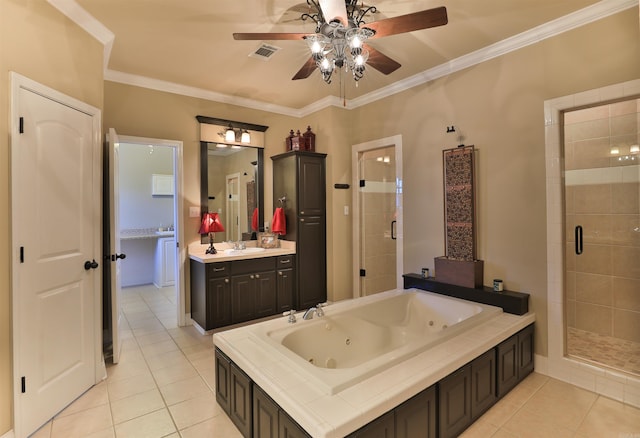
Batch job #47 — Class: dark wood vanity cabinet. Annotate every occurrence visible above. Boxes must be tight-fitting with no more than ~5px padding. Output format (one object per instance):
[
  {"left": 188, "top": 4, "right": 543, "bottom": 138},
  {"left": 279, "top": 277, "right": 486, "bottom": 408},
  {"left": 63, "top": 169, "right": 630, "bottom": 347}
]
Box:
[
  {"left": 191, "top": 255, "right": 295, "bottom": 330},
  {"left": 272, "top": 151, "right": 327, "bottom": 310},
  {"left": 253, "top": 386, "right": 309, "bottom": 438}
]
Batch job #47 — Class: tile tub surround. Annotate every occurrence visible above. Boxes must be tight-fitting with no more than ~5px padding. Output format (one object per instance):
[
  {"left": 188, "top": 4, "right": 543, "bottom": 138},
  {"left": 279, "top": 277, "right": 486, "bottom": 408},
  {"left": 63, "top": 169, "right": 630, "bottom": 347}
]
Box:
[
  {"left": 188, "top": 240, "right": 295, "bottom": 263},
  {"left": 213, "top": 289, "right": 535, "bottom": 438}
]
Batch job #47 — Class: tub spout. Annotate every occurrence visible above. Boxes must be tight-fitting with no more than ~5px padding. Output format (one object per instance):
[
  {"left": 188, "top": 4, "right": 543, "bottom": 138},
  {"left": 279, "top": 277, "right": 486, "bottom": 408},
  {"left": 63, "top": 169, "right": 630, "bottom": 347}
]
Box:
[{"left": 302, "top": 303, "right": 325, "bottom": 320}]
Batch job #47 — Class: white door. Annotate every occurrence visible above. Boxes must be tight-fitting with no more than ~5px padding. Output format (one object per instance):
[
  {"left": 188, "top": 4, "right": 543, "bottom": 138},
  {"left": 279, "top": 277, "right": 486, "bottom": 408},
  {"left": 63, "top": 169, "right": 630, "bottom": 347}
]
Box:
[
  {"left": 108, "top": 128, "right": 124, "bottom": 364},
  {"left": 11, "top": 74, "right": 103, "bottom": 437}
]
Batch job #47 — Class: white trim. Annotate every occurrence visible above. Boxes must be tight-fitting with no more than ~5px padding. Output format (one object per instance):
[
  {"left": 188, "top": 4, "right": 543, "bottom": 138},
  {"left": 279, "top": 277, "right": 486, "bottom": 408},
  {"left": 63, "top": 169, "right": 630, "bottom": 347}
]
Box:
[
  {"left": 48, "top": 0, "right": 636, "bottom": 117},
  {"left": 10, "top": 71, "right": 106, "bottom": 438},
  {"left": 351, "top": 135, "right": 404, "bottom": 299},
  {"left": 116, "top": 135, "right": 187, "bottom": 327},
  {"left": 544, "top": 79, "right": 640, "bottom": 409}
]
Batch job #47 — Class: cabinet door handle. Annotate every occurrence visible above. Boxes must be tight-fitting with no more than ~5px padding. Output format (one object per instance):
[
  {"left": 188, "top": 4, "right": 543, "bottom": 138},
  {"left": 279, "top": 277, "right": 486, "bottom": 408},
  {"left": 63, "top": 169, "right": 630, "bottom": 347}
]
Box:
[
  {"left": 213, "top": 267, "right": 226, "bottom": 272},
  {"left": 280, "top": 259, "right": 290, "bottom": 264}
]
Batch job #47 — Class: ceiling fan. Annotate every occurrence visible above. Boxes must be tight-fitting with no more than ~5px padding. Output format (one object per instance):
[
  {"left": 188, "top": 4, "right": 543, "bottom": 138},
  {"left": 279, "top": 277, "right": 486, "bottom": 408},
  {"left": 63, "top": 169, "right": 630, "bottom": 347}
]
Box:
[{"left": 233, "top": 0, "right": 448, "bottom": 83}]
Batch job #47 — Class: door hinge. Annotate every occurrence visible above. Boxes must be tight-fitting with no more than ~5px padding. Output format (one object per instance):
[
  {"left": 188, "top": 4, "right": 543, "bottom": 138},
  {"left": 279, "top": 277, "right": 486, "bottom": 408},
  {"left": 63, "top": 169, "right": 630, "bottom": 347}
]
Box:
[
  {"left": 360, "top": 269, "right": 366, "bottom": 277},
  {"left": 20, "top": 247, "right": 24, "bottom": 263},
  {"left": 19, "top": 117, "right": 24, "bottom": 134},
  {"left": 359, "top": 179, "right": 365, "bottom": 187},
  {"left": 21, "top": 376, "right": 26, "bottom": 393}
]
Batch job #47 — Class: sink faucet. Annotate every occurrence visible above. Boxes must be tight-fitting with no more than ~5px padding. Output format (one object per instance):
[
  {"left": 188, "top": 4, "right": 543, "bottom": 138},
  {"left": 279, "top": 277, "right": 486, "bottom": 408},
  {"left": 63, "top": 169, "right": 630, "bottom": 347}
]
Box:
[
  {"left": 233, "top": 241, "right": 246, "bottom": 250},
  {"left": 302, "top": 303, "right": 325, "bottom": 320}
]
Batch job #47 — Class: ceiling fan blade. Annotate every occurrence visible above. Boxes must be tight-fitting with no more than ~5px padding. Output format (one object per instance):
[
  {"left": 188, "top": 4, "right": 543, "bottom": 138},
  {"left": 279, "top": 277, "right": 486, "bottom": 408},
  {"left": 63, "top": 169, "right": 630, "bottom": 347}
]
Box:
[
  {"left": 319, "top": 0, "right": 348, "bottom": 25},
  {"left": 292, "top": 57, "right": 318, "bottom": 80},
  {"left": 233, "top": 32, "right": 309, "bottom": 41},
  {"left": 366, "top": 6, "right": 448, "bottom": 39},
  {"left": 364, "top": 44, "right": 401, "bottom": 75}
]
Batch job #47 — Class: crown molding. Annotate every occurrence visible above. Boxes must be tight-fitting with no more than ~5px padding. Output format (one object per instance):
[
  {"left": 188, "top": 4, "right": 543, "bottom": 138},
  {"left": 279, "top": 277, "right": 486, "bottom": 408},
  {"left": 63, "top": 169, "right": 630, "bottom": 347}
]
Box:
[{"left": 50, "top": 0, "right": 637, "bottom": 118}]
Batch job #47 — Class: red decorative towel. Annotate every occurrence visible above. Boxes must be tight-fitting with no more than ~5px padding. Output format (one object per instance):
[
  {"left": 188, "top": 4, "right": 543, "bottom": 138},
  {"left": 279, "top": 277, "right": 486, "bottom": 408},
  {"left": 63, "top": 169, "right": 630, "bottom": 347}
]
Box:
[
  {"left": 271, "top": 207, "right": 286, "bottom": 235},
  {"left": 251, "top": 208, "right": 258, "bottom": 231}
]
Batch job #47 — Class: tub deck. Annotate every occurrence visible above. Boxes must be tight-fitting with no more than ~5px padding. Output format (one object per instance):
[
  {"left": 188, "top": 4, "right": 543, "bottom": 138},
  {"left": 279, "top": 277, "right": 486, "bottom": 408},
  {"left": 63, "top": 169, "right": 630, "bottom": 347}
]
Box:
[{"left": 213, "top": 289, "right": 535, "bottom": 438}]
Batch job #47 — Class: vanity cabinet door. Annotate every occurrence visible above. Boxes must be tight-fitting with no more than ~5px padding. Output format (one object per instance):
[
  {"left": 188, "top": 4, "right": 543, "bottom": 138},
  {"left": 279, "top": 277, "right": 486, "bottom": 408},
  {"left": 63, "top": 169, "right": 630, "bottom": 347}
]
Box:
[
  {"left": 297, "top": 155, "right": 326, "bottom": 217},
  {"left": 297, "top": 215, "right": 326, "bottom": 309},
  {"left": 496, "top": 335, "right": 518, "bottom": 398},
  {"left": 254, "top": 271, "right": 277, "bottom": 318},
  {"left": 279, "top": 411, "right": 310, "bottom": 438},
  {"left": 232, "top": 274, "right": 255, "bottom": 324},
  {"left": 396, "top": 385, "right": 437, "bottom": 438},
  {"left": 253, "top": 386, "right": 278, "bottom": 438},
  {"left": 518, "top": 324, "right": 535, "bottom": 379},
  {"left": 215, "top": 348, "right": 231, "bottom": 415},
  {"left": 207, "top": 276, "right": 231, "bottom": 329},
  {"left": 346, "top": 410, "right": 394, "bottom": 438},
  {"left": 276, "top": 255, "right": 295, "bottom": 313},
  {"left": 470, "top": 349, "right": 496, "bottom": 420},
  {"left": 230, "top": 363, "right": 253, "bottom": 438},
  {"left": 438, "top": 365, "right": 472, "bottom": 438}
]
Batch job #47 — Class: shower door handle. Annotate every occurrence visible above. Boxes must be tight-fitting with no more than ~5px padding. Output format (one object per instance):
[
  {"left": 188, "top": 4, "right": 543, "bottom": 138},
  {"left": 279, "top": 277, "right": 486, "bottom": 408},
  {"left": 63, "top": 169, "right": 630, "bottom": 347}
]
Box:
[
  {"left": 391, "top": 220, "right": 397, "bottom": 240},
  {"left": 575, "top": 225, "right": 583, "bottom": 255}
]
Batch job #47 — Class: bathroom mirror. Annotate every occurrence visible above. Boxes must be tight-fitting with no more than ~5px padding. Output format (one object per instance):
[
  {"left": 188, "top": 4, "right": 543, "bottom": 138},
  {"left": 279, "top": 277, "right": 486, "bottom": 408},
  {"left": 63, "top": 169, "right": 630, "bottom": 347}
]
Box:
[{"left": 198, "top": 116, "right": 268, "bottom": 243}]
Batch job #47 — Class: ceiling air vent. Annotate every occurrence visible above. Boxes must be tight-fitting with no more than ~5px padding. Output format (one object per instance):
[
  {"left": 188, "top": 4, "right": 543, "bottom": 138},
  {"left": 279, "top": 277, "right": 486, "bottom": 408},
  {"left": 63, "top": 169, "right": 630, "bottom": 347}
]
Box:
[{"left": 249, "top": 44, "right": 281, "bottom": 61}]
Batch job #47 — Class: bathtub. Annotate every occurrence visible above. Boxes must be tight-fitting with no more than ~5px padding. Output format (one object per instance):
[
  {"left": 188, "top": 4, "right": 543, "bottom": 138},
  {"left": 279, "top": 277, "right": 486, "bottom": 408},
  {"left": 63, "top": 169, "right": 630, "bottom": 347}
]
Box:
[{"left": 250, "top": 289, "right": 502, "bottom": 395}]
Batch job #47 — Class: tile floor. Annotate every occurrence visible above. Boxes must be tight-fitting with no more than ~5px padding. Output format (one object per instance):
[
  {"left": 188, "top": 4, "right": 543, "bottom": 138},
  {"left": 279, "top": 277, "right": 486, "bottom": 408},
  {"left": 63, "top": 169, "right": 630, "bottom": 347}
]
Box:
[{"left": 29, "top": 284, "right": 640, "bottom": 438}]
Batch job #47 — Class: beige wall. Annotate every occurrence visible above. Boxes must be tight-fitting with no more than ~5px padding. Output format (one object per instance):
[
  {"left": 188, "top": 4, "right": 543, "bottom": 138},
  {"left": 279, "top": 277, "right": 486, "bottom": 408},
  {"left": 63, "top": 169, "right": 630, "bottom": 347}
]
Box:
[
  {"left": 0, "top": 1, "right": 105, "bottom": 434},
  {"left": 0, "top": 2, "right": 638, "bottom": 435}
]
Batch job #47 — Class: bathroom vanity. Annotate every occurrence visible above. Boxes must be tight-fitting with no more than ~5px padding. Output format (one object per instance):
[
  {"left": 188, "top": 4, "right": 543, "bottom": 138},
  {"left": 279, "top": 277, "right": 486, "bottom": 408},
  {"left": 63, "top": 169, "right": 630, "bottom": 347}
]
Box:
[{"left": 189, "top": 242, "right": 296, "bottom": 331}]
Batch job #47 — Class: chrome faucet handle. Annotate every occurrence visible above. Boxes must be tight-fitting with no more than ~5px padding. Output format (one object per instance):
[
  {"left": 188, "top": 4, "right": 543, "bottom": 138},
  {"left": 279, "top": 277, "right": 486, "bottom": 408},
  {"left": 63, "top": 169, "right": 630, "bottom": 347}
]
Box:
[
  {"left": 283, "top": 309, "right": 297, "bottom": 323},
  {"left": 315, "top": 303, "right": 326, "bottom": 317}
]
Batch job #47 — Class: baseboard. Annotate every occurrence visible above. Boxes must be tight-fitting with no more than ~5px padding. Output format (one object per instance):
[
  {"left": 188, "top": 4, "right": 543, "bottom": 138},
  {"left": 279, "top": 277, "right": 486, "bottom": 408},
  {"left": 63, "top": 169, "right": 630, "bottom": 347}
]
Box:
[
  {"left": 534, "top": 353, "right": 549, "bottom": 375},
  {"left": 1, "top": 429, "right": 15, "bottom": 438}
]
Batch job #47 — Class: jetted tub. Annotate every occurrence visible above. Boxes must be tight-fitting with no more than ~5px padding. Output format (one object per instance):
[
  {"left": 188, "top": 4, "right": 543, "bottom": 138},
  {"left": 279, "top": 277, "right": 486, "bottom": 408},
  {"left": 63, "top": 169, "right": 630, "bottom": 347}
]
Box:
[{"left": 250, "top": 289, "right": 502, "bottom": 395}]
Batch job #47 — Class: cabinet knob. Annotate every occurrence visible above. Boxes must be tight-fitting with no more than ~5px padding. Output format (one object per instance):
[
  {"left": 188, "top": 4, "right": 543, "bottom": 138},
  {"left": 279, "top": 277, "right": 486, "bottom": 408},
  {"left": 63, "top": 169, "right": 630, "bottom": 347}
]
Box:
[
  {"left": 278, "top": 271, "right": 283, "bottom": 276},
  {"left": 300, "top": 218, "right": 305, "bottom": 222},
  {"left": 255, "top": 274, "right": 260, "bottom": 279},
  {"left": 300, "top": 211, "right": 305, "bottom": 215},
  {"left": 250, "top": 275, "right": 255, "bottom": 279},
  {"left": 224, "top": 278, "right": 229, "bottom": 283}
]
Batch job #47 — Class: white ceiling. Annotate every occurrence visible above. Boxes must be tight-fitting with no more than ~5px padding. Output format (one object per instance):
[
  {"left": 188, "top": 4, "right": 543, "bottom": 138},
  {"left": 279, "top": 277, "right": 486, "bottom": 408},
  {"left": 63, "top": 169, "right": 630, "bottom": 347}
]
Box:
[{"left": 54, "top": 0, "right": 636, "bottom": 114}]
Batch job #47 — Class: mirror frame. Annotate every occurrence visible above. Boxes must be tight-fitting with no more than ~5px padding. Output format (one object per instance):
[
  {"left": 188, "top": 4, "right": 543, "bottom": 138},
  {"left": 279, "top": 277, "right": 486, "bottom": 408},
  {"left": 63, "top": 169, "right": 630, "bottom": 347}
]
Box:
[{"left": 197, "top": 116, "right": 268, "bottom": 240}]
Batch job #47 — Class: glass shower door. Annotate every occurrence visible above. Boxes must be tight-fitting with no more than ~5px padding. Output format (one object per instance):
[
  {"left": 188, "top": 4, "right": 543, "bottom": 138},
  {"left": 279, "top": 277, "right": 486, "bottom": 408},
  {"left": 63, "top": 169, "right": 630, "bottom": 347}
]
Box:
[
  {"left": 563, "top": 98, "right": 640, "bottom": 376},
  {"left": 358, "top": 147, "right": 398, "bottom": 296}
]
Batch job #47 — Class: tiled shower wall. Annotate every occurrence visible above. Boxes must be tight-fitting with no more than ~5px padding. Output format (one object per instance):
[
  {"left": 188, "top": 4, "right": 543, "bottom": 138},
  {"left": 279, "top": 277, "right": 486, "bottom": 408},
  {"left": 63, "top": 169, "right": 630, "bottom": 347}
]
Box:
[{"left": 564, "top": 99, "right": 640, "bottom": 346}]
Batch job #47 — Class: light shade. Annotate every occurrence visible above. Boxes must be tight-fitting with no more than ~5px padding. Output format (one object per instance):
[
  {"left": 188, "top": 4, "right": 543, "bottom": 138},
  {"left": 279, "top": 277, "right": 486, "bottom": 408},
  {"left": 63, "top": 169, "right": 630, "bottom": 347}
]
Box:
[
  {"left": 225, "top": 125, "right": 236, "bottom": 142},
  {"left": 241, "top": 130, "right": 251, "bottom": 143},
  {"left": 630, "top": 145, "right": 640, "bottom": 154},
  {"left": 199, "top": 212, "right": 225, "bottom": 234}
]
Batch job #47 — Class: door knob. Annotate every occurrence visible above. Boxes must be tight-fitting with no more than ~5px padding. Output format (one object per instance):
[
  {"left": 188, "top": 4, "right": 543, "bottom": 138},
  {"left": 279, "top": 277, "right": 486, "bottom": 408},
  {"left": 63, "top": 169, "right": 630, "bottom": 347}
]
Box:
[{"left": 84, "top": 259, "right": 99, "bottom": 270}]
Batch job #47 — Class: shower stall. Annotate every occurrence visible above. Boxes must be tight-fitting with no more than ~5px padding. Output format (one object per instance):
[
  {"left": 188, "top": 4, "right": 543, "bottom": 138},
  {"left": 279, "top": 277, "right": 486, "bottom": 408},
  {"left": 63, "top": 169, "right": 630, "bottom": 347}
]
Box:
[{"left": 563, "top": 98, "right": 640, "bottom": 376}]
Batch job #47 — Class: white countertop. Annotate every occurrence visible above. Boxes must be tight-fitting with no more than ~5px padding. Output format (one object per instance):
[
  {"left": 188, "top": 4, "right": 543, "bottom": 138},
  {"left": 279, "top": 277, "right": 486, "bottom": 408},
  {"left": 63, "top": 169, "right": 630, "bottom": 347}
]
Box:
[
  {"left": 121, "top": 228, "right": 175, "bottom": 240},
  {"left": 214, "top": 294, "right": 536, "bottom": 438},
  {"left": 188, "top": 240, "right": 295, "bottom": 263}
]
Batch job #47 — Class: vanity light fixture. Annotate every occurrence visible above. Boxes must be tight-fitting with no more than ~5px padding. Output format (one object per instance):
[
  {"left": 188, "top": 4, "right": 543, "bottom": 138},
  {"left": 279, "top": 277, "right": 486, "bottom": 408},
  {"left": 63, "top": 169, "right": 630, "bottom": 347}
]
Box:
[
  {"left": 199, "top": 212, "right": 225, "bottom": 254},
  {"left": 610, "top": 146, "right": 620, "bottom": 155},
  {"left": 630, "top": 145, "right": 640, "bottom": 154},
  {"left": 241, "top": 129, "right": 251, "bottom": 143},
  {"left": 225, "top": 124, "right": 236, "bottom": 142}
]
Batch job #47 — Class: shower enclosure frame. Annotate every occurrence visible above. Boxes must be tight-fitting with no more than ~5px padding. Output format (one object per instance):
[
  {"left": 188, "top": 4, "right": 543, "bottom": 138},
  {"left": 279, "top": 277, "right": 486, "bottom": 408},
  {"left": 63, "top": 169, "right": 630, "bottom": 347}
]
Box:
[{"left": 544, "top": 78, "right": 640, "bottom": 408}]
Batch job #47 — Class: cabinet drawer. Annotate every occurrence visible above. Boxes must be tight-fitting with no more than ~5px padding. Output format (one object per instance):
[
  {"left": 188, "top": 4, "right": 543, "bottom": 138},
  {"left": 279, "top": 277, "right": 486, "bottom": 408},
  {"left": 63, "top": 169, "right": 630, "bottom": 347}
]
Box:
[
  {"left": 231, "top": 257, "right": 276, "bottom": 275},
  {"left": 277, "top": 255, "right": 295, "bottom": 268},
  {"left": 207, "top": 262, "right": 231, "bottom": 278}
]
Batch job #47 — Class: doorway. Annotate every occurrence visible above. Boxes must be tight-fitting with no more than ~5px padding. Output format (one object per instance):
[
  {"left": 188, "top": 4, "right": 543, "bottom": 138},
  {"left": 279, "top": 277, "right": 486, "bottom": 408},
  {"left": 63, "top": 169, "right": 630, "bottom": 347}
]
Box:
[
  {"left": 352, "top": 135, "right": 404, "bottom": 298},
  {"left": 111, "top": 135, "right": 185, "bottom": 331}
]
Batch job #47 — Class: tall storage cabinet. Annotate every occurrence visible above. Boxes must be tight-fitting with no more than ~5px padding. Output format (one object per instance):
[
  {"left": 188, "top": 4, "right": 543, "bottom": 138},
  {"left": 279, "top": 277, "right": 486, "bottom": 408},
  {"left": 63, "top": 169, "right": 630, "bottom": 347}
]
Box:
[{"left": 272, "top": 151, "right": 327, "bottom": 310}]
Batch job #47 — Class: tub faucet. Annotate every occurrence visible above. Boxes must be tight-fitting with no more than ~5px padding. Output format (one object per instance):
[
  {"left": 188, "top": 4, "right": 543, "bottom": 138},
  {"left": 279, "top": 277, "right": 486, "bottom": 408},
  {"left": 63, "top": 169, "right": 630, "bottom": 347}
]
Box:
[{"left": 302, "top": 303, "right": 325, "bottom": 320}]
